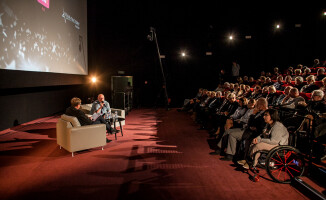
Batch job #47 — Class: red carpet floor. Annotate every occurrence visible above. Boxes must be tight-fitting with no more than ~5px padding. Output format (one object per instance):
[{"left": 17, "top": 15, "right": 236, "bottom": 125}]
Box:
[{"left": 0, "top": 108, "right": 312, "bottom": 200}]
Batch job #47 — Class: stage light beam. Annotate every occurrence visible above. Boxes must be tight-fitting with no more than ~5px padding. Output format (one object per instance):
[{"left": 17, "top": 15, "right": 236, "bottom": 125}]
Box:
[{"left": 91, "top": 77, "right": 97, "bottom": 83}]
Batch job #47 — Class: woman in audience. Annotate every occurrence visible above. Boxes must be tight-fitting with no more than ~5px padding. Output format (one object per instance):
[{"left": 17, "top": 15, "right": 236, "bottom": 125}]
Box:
[
  {"left": 283, "top": 75, "right": 293, "bottom": 88},
  {"left": 236, "top": 84, "right": 245, "bottom": 98},
  {"left": 301, "top": 75, "right": 320, "bottom": 93},
  {"left": 243, "top": 109, "right": 289, "bottom": 170},
  {"left": 242, "top": 85, "right": 252, "bottom": 98}
]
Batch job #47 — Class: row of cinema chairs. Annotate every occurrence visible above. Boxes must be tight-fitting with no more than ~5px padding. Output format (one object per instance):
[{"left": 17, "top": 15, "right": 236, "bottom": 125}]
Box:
[{"left": 56, "top": 104, "right": 125, "bottom": 157}]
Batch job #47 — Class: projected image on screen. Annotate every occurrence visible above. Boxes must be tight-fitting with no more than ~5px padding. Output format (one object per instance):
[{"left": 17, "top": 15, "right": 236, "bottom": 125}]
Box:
[{"left": 0, "top": 0, "right": 87, "bottom": 75}]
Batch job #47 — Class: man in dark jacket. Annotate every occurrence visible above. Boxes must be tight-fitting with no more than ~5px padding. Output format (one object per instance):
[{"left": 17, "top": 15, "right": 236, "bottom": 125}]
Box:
[{"left": 65, "top": 97, "right": 114, "bottom": 142}]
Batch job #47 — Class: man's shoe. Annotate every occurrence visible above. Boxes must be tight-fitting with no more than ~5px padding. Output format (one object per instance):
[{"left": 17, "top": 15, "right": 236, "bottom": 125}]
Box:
[
  {"left": 209, "top": 149, "right": 221, "bottom": 155},
  {"left": 106, "top": 138, "right": 112, "bottom": 143},
  {"left": 220, "top": 154, "right": 233, "bottom": 161},
  {"left": 237, "top": 160, "right": 246, "bottom": 166},
  {"left": 243, "top": 163, "right": 249, "bottom": 170}
]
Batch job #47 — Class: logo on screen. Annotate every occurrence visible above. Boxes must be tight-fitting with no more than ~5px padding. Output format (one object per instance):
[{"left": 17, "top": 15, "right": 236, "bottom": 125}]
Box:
[{"left": 37, "top": 0, "right": 50, "bottom": 9}]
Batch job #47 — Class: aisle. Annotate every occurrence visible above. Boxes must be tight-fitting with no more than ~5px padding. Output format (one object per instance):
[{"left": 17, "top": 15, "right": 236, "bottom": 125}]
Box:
[{"left": 0, "top": 109, "right": 308, "bottom": 200}]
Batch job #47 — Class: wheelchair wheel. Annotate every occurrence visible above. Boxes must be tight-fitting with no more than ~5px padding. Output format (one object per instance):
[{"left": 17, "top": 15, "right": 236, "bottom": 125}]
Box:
[{"left": 265, "top": 146, "right": 305, "bottom": 184}]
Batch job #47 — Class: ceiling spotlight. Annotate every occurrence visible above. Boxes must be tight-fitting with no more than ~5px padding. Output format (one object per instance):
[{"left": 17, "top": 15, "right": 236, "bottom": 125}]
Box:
[
  {"left": 276, "top": 24, "right": 280, "bottom": 29},
  {"left": 91, "top": 77, "right": 97, "bottom": 83},
  {"left": 181, "top": 52, "right": 186, "bottom": 57},
  {"left": 324, "top": 11, "right": 326, "bottom": 16},
  {"left": 229, "top": 35, "right": 233, "bottom": 40}
]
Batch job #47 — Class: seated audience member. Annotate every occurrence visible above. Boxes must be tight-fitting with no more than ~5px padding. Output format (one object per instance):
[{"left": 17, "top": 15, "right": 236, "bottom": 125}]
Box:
[
  {"left": 261, "top": 86, "right": 269, "bottom": 98},
  {"left": 222, "top": 82, "right": 231, "bottom": 95},
  {"left": 263, "top": 77, "right": 273, "bottom": 87},
  {"left": 281, "top": 87, "right": 305, "bottom": 109},
  {"left": 213, "top": 97, "right": 248, "bottom": 137},
  {"left": 216, "top": 98, "right": 267, "bottom": 161},
  {"left": 271, "top": 67, "right": 279, "bottom": 80},
  {"left": 273, "top": 75, "right": 284, "bottom": 91},
  {"left": 320, "top": 77, "right": 326, "bottom": 92},
  {"left": 236, "top": 84, "right": 245, "bottom": 98},
  {"left": 209, "top": 99, "right": 256, "bottom": 155},
  {"left": 266, "top": 85, "right": 279, "bottom": 106},
  {"left": 65, "top": 97, "right": 114, "bottom": 142},
  {"left": 196, "top": 91, "right": 216, "bottom": 123},
  {"left": 248, "top": 77, "right": 256, "bottom": 87},
  {"left": 208, "top": 93, "right": 239, "bottom": 134},
  {"left": 292, "top": 69, "right": 302, "bottom": 80},
  {"left": 214, "top": 84, "right": 224, "bottom": 92},
  {"left": 313, "top": 58, "right": 321, "bottom": 68},
  {"left": 242, "top": 85, "right": 252, "bottom": 98},
  {"left": 286, "top": 69, "right": 293, "bottom": 77},
  {"left": 302, "top": 68, "right": 311, "bottom": 79},
  {"left": 316, "top": 68, "right": 326, "bottom": 81},
  {"left": 237, "top": 77, "right": 243, "bottom": 84},
  {"left": 229, "top": 83, "right": 235, "bottom": 93},
  {"left": 293, "top": 76, "right": 306, "bottom": 91},
  {"left": 243, "top": 76, "right": 249, "bottom": 85},
  {"left": 260, "top": 76, "right": 266, "bottom": 86},
  {"left": 239, "top": 109, "right": 289, "bottom": 169},
  {"left": 283, "top": 75, "right": 294, "bottom": 87},
  {"left": 295, "top": 90, "right": 326, "bottom": 131},
  {"left": 300, "top": 75, "right": 320, "bottom": 93},
  {"left": 179, "top": 88, "right": 203, "bottom": 112},
  {"left": 250, "top": 85, "right": 262, "bottom": 99},
  {"left": 232, "top": 83, "right": 240, "bottom": 96},
  {"left": 274, "top": 86, "right": 293, "bottom": 105}
]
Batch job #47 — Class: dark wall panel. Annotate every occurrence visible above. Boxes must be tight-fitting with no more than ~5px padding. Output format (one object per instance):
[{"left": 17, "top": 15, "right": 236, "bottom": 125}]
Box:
[{"left": 0, "top": 85, "right": 86, "bottom": 130}]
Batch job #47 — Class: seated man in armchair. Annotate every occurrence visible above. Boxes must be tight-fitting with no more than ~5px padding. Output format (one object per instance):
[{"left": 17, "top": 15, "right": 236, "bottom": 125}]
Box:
[{"left": 65, "top": 97, "right": 114, "bottom": 142}]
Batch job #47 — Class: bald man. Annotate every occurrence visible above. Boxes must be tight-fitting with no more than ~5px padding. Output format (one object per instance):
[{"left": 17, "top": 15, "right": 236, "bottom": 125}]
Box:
[{"left": 91, "top": 94, "right": 111, "bottom": 117}]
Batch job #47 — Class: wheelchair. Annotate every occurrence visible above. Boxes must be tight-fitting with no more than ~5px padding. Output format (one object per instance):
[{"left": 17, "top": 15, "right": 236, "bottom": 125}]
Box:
[
  {"left": 249, "top": 145, "right": 305, "bottom": 184},
  {"left": 245, "top": 109, "right": 323, "bottom": 184}
]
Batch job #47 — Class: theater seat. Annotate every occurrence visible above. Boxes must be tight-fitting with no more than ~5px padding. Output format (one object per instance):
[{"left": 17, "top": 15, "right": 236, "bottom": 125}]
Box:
[
  {"left": 315, "top": 81, "right": 323, "bottom": 88},
  {"left": 56, "top": 114, "right": 106, "bottom": 157},
  {"left": 299, "top": 93, "right": 312, "bottom": 101}
]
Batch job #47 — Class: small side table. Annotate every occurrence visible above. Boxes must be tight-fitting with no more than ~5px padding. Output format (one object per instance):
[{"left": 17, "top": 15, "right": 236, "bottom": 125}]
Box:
[{"left": 107, "top": 117, "right": 125, "bottom": 140}]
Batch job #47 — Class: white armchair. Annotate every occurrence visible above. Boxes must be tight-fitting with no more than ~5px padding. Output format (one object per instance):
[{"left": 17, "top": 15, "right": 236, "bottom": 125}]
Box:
[{"left": 56, "top": 114, "right": 106, "bottom": 157}]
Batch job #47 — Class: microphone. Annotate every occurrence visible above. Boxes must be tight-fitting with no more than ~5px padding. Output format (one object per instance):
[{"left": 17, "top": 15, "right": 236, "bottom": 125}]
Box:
[{"left": 102, "top": 101, "right": 106, "bottom": 107}]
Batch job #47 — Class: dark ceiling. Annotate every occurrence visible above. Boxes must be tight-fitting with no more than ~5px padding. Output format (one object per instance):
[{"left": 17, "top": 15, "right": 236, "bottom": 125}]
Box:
[{"left": 87, "top": 1, "right": 326, "bottom": 106}]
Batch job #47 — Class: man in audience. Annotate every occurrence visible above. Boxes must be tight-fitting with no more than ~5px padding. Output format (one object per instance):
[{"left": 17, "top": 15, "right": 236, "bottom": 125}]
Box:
[
  {"left": 275, "top": 86, "right": 292, "bottom": 105},
  {"left": 273, "top": 75, "right": 284, "bottom": 91},
  {"left": 65, "top": 97, "right": 113, "bottom": 143},
  {"left": 281, "top": 87, "right": 305, "bottom": 109},
  {"left": 301, "top": 75, "right": 320, "bottom": 93},
  {"left": 293, "top": 76, "right": 306, "bottom": 91},
  {"left": 316, "top": 68, "right": 326, "bottom": 81},
  {"left": 216, "top": 98, "right": 267, "bottom": 161}
]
